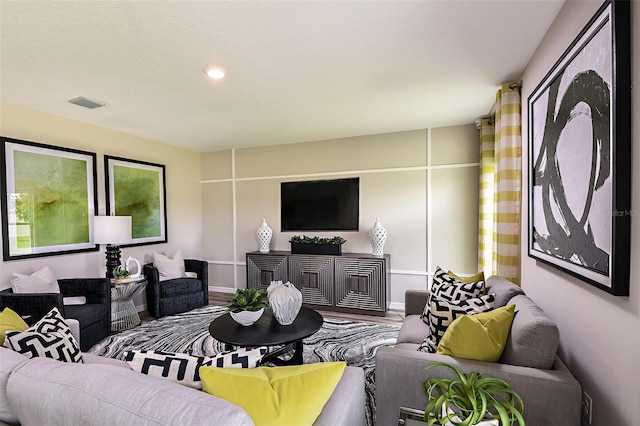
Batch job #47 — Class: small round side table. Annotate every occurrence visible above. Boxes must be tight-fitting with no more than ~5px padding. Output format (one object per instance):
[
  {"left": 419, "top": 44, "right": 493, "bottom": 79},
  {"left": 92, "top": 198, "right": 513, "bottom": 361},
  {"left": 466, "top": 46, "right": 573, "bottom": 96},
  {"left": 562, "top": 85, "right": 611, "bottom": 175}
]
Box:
[{"left": 110, "top": 277, "right": 147, "bottom": 331}]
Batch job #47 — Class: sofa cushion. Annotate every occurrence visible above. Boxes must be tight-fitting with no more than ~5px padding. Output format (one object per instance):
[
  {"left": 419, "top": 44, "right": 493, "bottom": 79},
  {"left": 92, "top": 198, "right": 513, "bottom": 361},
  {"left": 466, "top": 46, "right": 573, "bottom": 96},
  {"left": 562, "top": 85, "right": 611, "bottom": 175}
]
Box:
[
  {"left": 500, "top": 295, "right": 559, "bottom": 369},
  {"left": 158, "top": 278, "right": 204, "bottom": 297},
  {"left": 4, "top": 308, "right": 83, "bottom": 363},
  {"left": 485, "top": 275, "right": 526, "bottom": 307},
  {"left": 123, "top": 347, "right": 267, "bottom": 389},
  {"left": 0, "top": 347, "right": 27, "bottom": 424},
  {"left": 64, "top": 303, "right": 108, "bottom": 325},
  {"left": 437, "top": 304, "right": 515, "bottom": 362},
  {"left": 396, "top": 315, "right": 430, "bottom": 344},
  {"left": 0, "top": 307, "right": 28, "bottom": 346},
  {"left": 200, "top": 361, "right": 346, "bottom": 426},
  {"left": 419, "top": 293, "right": 495, "bottom": 353},
  {"left": 7, "top": 357, "right": 254, "bottom": 426}
]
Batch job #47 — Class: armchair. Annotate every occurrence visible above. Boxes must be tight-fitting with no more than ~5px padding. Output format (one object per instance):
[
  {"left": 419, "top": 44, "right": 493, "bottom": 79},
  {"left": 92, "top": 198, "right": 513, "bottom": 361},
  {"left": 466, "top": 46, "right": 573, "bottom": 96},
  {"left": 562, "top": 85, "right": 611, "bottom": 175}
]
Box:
[
  {"left": 143, "top": 259, "right": 209, "bottom": 318},
  {"left": 0, "top": 278, "right": 111, "bottom": 351}
]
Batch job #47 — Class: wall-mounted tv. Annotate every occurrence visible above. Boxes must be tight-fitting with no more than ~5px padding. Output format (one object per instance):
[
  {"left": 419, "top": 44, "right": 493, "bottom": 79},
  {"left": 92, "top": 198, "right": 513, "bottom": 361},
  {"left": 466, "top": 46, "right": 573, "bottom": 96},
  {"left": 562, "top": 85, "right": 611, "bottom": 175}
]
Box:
[{"left": 281, "top": 178, "right": 359, "bottom": 232}]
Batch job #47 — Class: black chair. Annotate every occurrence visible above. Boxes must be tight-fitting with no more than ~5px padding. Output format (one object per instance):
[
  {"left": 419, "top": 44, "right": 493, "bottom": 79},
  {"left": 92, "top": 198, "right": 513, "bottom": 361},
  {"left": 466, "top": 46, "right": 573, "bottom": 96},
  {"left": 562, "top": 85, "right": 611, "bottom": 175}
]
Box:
[
  {"left": 0, "top": 278, "right": 111, "bottom": 351},
  {"left": 143, "top": 259, "right": 208, "bottom": 318}
]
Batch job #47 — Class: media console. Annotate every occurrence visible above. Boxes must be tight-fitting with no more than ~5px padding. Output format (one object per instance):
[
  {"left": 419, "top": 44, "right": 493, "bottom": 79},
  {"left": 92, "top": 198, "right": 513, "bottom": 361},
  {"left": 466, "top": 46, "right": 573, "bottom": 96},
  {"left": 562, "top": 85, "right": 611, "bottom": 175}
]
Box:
[{"left": 246, "top": 251, "right": 390, "bottom": 316}]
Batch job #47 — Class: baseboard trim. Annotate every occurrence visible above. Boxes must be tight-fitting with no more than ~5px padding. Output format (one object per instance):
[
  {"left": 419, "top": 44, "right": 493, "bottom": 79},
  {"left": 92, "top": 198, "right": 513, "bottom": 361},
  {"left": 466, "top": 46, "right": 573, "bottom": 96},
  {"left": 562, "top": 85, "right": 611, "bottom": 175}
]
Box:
[
  {"left": 210, "top": 286, "right": 235, "bottom": 294},
  {"left": 389, "top": 302, "right": 405, "bottom": 311}
]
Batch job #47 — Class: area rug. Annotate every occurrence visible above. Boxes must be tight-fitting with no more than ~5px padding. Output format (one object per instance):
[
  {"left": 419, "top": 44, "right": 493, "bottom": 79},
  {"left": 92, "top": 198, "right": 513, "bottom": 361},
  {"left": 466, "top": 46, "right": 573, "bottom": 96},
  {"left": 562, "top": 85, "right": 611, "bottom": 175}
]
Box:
[{"left": 88, "top": 305, "right": 399, "bottom": 426}]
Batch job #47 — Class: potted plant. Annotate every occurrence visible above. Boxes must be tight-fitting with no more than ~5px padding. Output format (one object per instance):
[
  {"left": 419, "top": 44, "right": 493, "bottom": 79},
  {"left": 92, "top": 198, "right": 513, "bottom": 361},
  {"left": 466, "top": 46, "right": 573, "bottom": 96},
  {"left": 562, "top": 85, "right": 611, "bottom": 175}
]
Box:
[
  {"left": 422, "top": 362, "right": 525, "bottom": 426},
  {"left": 226, "top": 288, "right": 269, "bottom": 326},
  {"left": 112, "top": 264, "right": 132, "bottom": 284},
  {"left": 289, "top": 235, "right": 347, "bottom": 255}
]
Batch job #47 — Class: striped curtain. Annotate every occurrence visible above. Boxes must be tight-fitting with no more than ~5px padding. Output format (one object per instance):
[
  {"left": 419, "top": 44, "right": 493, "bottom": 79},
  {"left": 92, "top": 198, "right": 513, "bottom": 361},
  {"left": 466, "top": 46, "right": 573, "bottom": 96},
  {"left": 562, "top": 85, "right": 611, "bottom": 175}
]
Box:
[{"left": 478, "top": 83, "right": 522, "bottom": 283}]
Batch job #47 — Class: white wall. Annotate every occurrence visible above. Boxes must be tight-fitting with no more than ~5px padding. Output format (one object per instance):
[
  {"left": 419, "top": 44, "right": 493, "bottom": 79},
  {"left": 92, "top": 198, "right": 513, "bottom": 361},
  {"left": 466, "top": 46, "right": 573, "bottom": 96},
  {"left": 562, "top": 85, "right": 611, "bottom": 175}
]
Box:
[
  {"left": 520, "top": 2, "right": 640, "bottom": 424},
  {"left": 0, "top": 102, "right": 203, "bottom": 309},
  {"left": 201, "top": 125, "right": 480, "bottom": 305}
]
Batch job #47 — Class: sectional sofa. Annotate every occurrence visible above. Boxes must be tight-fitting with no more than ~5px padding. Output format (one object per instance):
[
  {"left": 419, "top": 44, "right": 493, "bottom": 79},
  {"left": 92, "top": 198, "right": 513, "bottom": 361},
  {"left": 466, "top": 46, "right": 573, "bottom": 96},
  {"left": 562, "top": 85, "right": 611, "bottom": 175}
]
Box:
[
  {"left": 0, "top": 320, "right": 366, "bottom": 426},
  {"left": 375, "top": 275, "right": 582, "bottom": 426}
]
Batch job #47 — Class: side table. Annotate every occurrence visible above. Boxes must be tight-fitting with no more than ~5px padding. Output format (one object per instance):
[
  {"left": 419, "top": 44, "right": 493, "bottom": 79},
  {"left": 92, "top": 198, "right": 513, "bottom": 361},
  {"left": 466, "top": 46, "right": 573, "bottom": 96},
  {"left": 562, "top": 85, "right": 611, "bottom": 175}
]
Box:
[{"left": 110, "top": 277, "right": 147, "bottom": 331}]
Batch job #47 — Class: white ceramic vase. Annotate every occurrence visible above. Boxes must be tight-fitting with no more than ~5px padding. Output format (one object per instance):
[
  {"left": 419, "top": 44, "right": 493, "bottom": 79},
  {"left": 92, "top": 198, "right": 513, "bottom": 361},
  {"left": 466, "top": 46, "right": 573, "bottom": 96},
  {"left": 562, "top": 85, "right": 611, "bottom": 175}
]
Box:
[
  {"left": 369, "top": 218, "right": 387, "bottom": 256},
  {"left": 230, "top": 308, "right": 264, "bottom": 326},
  {"left": 256, "top": 219, "right": 273, "bottom": 253},
  {"left": 267, "top": 280, "right": 302, "bottom": 325}
]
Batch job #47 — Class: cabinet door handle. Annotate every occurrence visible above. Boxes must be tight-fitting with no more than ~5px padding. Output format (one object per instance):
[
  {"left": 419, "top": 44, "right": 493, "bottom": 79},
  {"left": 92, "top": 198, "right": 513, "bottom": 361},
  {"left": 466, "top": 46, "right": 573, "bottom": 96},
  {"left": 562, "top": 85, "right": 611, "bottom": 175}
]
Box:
[
  {"left": 303, "top": 272, "right": 318, "bottom": 288},
  {"left": 260, "top": 270, "right": 273, "bottom": 286}
]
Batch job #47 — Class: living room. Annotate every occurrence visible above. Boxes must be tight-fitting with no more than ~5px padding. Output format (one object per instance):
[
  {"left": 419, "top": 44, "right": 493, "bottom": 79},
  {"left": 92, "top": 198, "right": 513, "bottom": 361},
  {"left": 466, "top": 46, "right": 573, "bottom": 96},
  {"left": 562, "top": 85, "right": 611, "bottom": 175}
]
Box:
[{"left": 1, "top": 1, "right": 638, "bottom": 425}]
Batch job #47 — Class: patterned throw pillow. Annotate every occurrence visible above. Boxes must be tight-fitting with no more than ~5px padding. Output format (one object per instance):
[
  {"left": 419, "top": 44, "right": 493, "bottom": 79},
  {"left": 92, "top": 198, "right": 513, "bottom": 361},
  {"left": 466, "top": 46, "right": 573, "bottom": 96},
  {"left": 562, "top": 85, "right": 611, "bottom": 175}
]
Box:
[
  {"left": 3, "top": 307, "right": 83, "bottom": 363},
  {"left": 418, "top": 293, "right": 495, "bottom": 353},
  {"left": 421, "top": 267, "right": 485, "bottom": 325},
  {"left": 123, "top": 347, "right": 268, "bottom": 389}
]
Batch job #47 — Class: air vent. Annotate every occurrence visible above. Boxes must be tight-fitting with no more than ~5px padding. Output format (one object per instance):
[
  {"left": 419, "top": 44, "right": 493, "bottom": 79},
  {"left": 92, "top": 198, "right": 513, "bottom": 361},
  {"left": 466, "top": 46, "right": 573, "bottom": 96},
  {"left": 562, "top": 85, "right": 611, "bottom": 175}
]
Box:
[{"left": 68, "top": 96, "right": 108, "bottom": 109}]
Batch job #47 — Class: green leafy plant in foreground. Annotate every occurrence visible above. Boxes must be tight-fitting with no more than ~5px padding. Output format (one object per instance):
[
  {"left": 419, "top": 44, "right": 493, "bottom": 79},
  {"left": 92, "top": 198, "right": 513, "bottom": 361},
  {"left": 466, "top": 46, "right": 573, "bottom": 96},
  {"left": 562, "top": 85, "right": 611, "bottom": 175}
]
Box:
[
  {"left": 226, "top": 288, "right": 269, "bottom": 313},
  {"left": 423, "top": 362, "right": 525, "bottom": 426},
  {"left": 289, "top": 235, "right": 346, "bottom": 245}
]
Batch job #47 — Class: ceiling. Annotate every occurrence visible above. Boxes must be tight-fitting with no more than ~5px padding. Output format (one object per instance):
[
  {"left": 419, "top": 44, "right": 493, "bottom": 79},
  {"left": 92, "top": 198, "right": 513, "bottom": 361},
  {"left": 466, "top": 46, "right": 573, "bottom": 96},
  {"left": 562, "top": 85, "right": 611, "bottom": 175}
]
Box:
[{"left": 0, "top": 1, "right": 565, "bottom": 153}]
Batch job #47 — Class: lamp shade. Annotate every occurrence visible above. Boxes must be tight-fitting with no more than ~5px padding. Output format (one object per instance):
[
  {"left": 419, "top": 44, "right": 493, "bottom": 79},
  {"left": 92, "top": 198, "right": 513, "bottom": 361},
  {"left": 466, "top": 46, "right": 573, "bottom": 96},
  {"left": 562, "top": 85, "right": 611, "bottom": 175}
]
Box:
[{"left": 94, "top": 216, "right": 132, "bottom": 245}]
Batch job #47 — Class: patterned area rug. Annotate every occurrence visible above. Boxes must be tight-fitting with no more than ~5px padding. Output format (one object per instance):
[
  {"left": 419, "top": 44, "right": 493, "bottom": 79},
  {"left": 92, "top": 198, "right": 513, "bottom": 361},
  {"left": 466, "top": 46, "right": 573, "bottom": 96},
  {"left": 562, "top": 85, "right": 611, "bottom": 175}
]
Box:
[{"left": 88, "top": 305, "right": 399, "bottom": 426}]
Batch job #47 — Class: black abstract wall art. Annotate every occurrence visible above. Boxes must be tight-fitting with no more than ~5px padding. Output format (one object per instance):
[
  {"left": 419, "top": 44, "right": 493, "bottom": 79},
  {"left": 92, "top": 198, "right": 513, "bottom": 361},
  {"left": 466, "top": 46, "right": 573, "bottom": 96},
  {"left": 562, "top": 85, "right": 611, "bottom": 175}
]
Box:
[{"left": 527, "top": 0, "right": 630, "bottom": 296}]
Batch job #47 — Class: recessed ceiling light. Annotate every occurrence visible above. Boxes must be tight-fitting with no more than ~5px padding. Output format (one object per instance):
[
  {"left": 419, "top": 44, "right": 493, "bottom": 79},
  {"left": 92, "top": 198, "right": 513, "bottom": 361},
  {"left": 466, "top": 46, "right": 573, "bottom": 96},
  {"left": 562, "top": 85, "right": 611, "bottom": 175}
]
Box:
[{"left": 205, "top": 67, "right": 225, "bottom": 79}]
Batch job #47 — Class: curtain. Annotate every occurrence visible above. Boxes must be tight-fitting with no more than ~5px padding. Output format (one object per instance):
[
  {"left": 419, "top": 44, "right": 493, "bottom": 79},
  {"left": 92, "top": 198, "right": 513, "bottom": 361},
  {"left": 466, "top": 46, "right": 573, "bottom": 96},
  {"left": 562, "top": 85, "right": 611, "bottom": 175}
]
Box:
[{"left": 478, "top": 82, "right": 522, "bottom": 283}]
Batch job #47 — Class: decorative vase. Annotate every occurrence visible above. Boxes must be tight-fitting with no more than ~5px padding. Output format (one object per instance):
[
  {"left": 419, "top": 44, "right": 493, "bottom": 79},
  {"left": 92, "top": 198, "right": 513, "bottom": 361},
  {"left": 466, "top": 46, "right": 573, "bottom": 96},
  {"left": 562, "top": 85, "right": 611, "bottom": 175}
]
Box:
[
  {"left": 369, "top": 218, "right": 387, "bottom": 256},
  {"left": 230, "top": 308, "right": 264, "bottom": 326},
  {"left": 267, "top": 280, "right": 302, "bottom": 325},
  {"left": 256, "top": 219, "right": 273, "bottom": 253}
]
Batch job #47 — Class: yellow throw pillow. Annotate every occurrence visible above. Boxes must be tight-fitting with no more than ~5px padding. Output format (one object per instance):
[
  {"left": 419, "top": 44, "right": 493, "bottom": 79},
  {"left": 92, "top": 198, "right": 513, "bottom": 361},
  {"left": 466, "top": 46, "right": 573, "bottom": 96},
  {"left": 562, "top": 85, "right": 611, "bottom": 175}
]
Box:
[
  {"left": 447, "top": 270, "right": 485, "bottom": 284},
  {"left": 199, "top": 361, "right": 346, "bottom": 426},
  {"left": 437, "top": 304, "right": 515, "bottom": 362},
  {"left": 0, "top": 307, "right": 29, "bottom": 346}
]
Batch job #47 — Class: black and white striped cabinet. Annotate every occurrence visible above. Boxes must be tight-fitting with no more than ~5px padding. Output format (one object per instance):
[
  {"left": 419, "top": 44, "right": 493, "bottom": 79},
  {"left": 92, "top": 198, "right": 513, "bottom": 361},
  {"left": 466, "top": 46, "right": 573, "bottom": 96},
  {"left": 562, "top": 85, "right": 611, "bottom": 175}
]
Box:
[{"left": 246, "top": 251, "right": 390, "bottom": 316}]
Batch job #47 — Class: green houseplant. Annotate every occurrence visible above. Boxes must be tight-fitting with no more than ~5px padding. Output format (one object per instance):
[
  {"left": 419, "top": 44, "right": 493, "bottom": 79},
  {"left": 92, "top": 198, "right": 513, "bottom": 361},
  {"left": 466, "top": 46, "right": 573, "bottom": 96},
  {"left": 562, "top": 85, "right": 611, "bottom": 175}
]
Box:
[
  {"left": 226, "top": 288, "right": 269, "bottom": 326},
  {"left": 227, "top": 288, "right": 269, "bottom": 313},
  {"left": 422, "top": 362, "right": 525, "bottom": 426},
  {"left": 289, "top": 235, "right": 346, "bottom": 255}
]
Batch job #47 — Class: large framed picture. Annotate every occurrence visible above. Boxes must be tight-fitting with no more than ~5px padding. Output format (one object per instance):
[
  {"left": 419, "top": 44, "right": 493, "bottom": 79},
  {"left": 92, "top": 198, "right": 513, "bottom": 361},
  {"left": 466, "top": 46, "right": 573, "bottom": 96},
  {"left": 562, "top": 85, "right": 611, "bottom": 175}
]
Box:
[
  {"left": 1, "top": 137, "right": 98, "bottom": 260},
  {"left": 105, "top": 156, "right": 167, "bottom": 246},
  {"left": 527, "top": 0, "right": 631, "bottom": 296}
]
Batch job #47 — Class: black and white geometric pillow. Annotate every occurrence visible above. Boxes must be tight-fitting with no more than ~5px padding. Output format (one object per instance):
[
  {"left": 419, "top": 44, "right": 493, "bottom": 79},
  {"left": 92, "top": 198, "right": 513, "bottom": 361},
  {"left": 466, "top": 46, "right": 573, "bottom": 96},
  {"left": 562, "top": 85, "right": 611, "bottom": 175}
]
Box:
[
  {"left": 123, "top": 346, "right": 268, "bottom": 389},
  {"left": 418, "top": 293, "right": 495, "bottom": 353},
  {"left": 3, "top": 307, "right": 83, "bottom": 363},
  {"left": 421, "top": 267, "right": 485, "bottom": 325}
]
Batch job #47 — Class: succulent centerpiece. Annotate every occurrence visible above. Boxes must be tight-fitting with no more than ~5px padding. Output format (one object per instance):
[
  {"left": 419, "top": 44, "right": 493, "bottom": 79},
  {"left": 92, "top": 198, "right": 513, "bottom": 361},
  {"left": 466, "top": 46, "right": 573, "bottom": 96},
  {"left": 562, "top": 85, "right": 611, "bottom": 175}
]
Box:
[{"left": 226, "top": 288, "right": 269, "bottom": 326}]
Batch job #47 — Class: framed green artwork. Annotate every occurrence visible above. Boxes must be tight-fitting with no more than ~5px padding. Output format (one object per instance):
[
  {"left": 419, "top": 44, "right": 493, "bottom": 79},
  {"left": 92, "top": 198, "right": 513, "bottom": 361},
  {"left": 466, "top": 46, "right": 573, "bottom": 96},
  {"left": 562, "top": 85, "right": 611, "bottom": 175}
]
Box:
[
  {"left": 1, "top": 137, "right": 98, "bottom": 261},
  {"left": 104, "top": 156, "right": 167, "bottom": 246}
]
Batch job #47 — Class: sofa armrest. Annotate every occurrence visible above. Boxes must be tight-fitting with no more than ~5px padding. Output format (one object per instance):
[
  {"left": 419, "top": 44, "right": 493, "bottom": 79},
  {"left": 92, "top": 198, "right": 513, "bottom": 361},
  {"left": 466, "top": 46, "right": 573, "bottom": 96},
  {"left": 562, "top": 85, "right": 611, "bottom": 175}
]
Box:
[
  {"left": 185, "top": 259, "right": 208, "bottom": 289},
  {"left": 375, "top": 346, "right": 581, "bottom": 426},
  {"left": 404, "top": 289, "right": 429, "bottom": 316}
]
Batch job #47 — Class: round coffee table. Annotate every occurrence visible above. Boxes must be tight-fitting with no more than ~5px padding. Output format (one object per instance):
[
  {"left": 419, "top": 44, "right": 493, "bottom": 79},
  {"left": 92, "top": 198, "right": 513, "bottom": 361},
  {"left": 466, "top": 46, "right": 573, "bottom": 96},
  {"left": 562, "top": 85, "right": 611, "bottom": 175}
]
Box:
[{"left": 208, "top": 307, "right": 323, "bottom": 365}]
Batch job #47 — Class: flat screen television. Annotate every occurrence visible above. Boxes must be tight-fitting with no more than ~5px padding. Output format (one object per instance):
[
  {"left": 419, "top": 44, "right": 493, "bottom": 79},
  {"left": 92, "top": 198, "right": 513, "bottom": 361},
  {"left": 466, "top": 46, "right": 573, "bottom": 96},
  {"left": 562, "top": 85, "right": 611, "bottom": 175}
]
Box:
[{"left": 281, "top": 178, "right": 359, "bottom": 231}]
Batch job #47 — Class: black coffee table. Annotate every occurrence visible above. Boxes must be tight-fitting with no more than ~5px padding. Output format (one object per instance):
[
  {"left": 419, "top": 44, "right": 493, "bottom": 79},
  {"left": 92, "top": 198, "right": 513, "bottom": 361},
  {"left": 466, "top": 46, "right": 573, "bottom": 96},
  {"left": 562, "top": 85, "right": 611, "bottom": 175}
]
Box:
[{"left": 208, "top": 307, "right": 323, "bottom": 365}]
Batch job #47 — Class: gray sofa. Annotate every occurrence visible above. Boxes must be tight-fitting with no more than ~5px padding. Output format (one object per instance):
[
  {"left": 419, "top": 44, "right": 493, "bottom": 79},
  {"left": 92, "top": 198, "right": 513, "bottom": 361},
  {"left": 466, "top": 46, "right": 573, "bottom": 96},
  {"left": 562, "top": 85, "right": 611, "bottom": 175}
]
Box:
[
  {"left": 375, "top": 276, "right": 582, "bottom": 426},
  {"left": 1, "top": 345, "right": 365, "bottom": 426}
]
